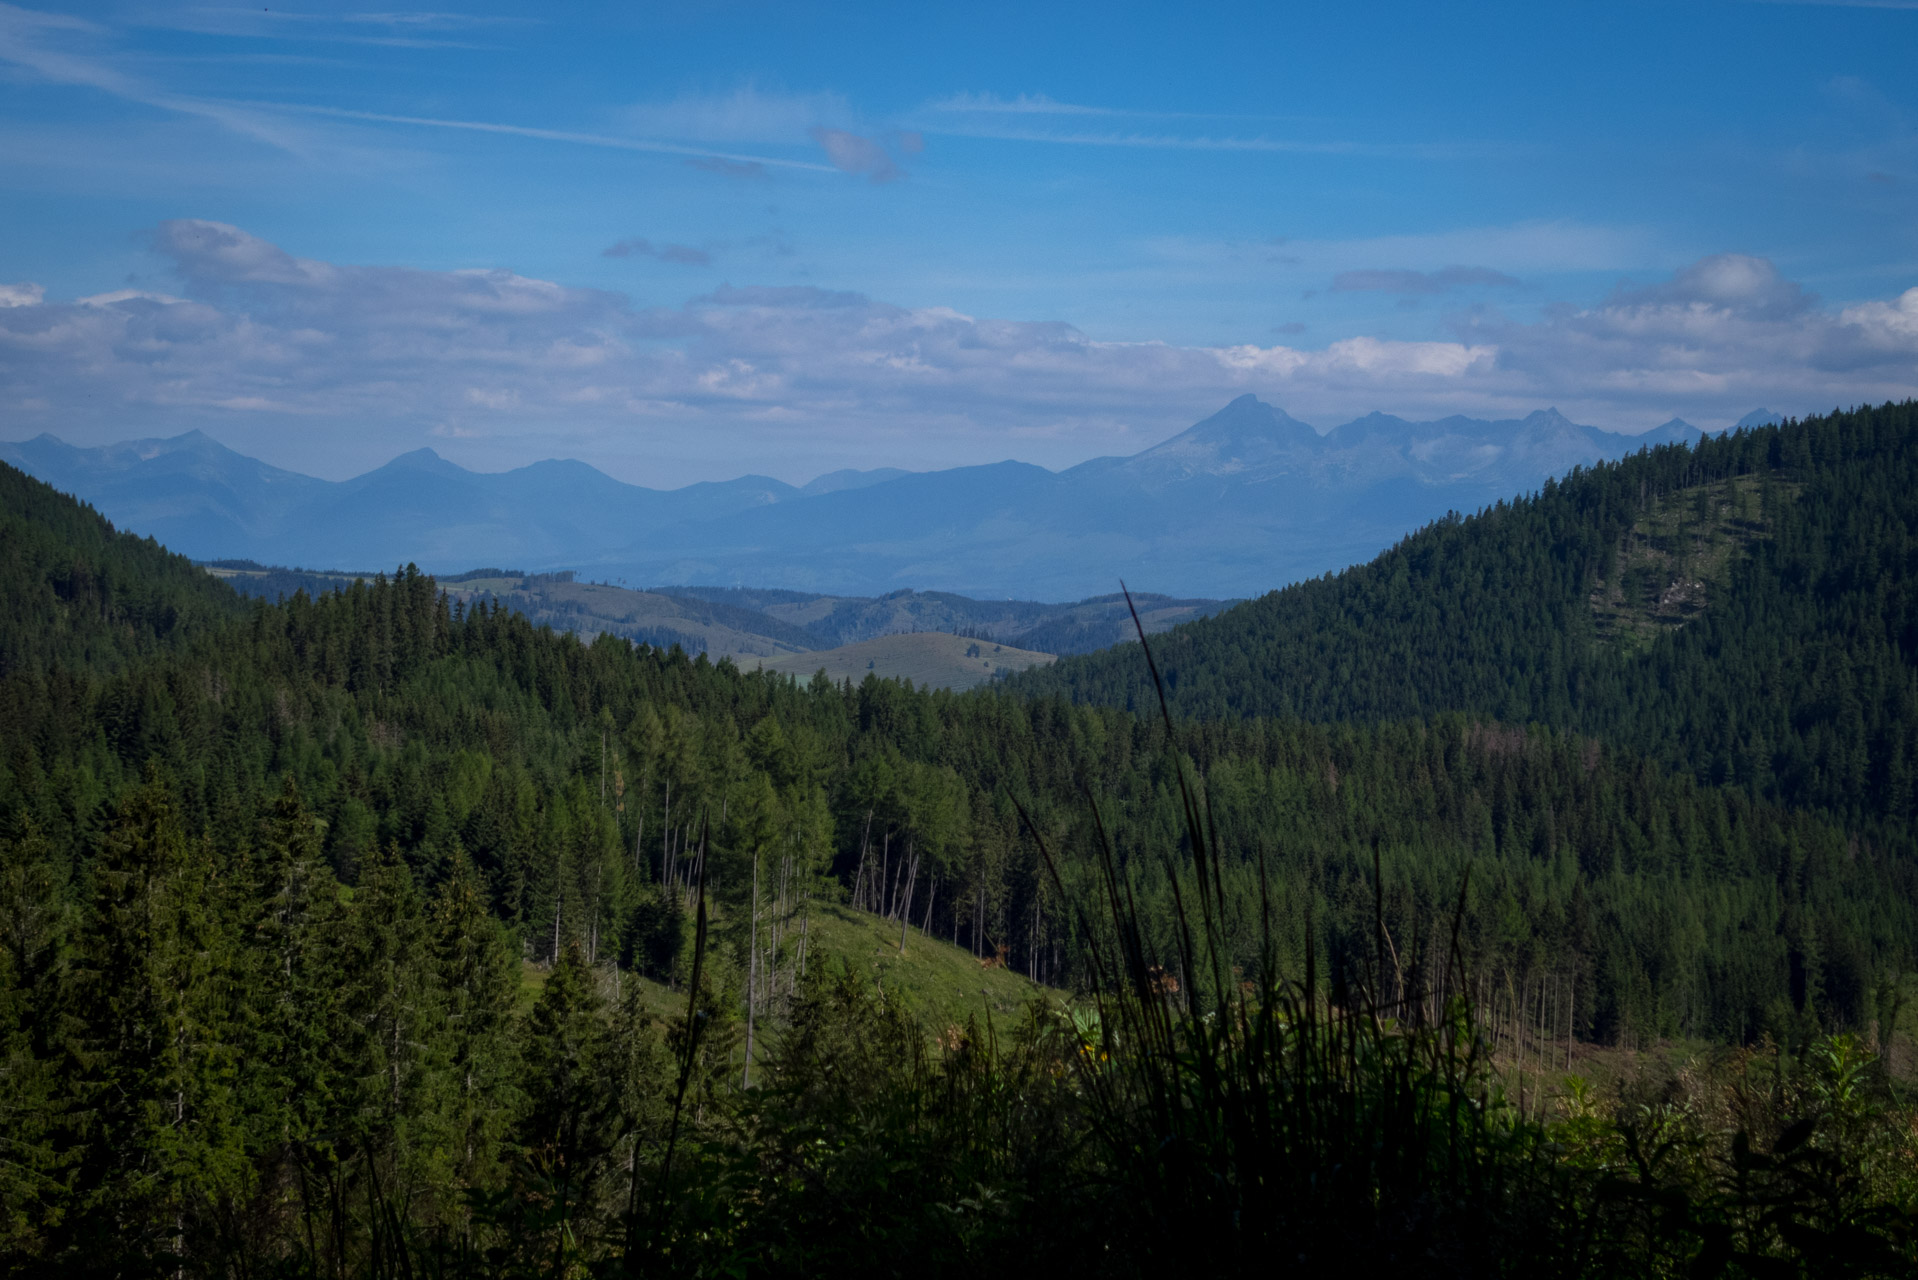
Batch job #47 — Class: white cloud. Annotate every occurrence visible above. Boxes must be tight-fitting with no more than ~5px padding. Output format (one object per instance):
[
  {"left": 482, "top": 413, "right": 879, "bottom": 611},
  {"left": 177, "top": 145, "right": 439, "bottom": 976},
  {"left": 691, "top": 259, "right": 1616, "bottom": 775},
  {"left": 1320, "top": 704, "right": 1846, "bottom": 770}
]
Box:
[
  {"left": 0, "top": 282, "right": 44, "bottom": 307},
  {"left": 1605, "top": 253, "right": 1812, "bottom": 319},
  {"left": 810, "top": 127, "right": 905, "bottom": 181},
  {"left": 928, "top": 92, "right": 1116, "bottom": 116},
  {"left": 2, "top": 224, "right": 1913, "bottom": 475},
  {"left": 619, "top": 86, "right": 855, "bottom": 146}
]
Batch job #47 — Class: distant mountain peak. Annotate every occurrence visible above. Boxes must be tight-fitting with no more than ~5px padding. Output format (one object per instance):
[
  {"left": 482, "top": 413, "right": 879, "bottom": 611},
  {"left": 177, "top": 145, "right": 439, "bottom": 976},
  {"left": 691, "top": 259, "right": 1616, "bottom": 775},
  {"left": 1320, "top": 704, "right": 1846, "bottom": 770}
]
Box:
[
  {"left": 1148, "top": 396, "right": 1316, "bottom": 447},
  {"left": 1634, "top": 418, "right": 1707, "bottom": 449},
  {"left": 800, "top": 466, "right": 913, "bottom": 498},
  {"left": 1128, "top": 396, "right": 1323, "bottom": 480},
  {"left": 1736, "top": 408, "right": 1783, "bottom": 429},
  {"left": 380, "top": 447, "right": 467, "bottom": 477}
]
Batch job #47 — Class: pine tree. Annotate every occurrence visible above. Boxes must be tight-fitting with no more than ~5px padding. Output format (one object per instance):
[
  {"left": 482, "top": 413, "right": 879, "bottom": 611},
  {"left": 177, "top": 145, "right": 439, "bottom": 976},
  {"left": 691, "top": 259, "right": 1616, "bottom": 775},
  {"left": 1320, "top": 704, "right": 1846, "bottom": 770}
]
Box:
[
  {"left": 59, "top": 774, "right": 249, "bottom": 1269},
  {"left": 433, "top": 847, "right": 519, "bottom": 1189}
]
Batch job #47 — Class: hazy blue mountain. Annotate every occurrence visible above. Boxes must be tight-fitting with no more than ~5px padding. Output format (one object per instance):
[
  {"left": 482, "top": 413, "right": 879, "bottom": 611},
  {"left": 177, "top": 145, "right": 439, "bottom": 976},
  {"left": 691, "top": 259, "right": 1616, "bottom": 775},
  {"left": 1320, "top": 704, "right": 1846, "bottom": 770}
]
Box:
[
  {"left": 799, "top": 467, "right": 914, "bottom": 496},
  {"left": 0, "top": 430, "right": 329, "bottom": 556},
  {"left": 1639, "top": 418, "right": 1707, "bottom": 448},
  {"left": 0, "top": 432, "right": 797, "bottom": 570},
  {"left": 2, "top": 396, "right": 1733, "bottom": 600},
  {"left": 1736, "top": 408, "right": 1784, "bottom": 429}
]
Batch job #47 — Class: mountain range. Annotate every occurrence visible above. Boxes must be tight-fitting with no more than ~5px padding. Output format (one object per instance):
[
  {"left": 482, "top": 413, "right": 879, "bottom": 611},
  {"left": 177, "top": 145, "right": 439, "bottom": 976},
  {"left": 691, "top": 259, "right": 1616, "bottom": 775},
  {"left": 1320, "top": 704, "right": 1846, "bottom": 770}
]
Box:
[{"left": 0, "top": 399, "right": 1778, "bottom": 600}]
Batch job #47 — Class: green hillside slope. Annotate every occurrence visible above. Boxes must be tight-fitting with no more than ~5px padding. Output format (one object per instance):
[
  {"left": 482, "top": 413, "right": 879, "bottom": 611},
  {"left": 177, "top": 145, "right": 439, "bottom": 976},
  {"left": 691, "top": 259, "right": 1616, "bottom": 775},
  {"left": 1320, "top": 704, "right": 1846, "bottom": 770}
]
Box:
[
  {"left": 668, "top": 585, "right": 1230, "bottom": 653},
  {"left": 1012, "top": 401, "right": 1918, "bottom": 830},
  {"left": 553, "top": 902, "right": 1049, "bottom": 1034},
  {"left": 0, "top": 461, "right": 244, "bottom": 677},
  {"left": 754, "top": 631, "right": 1054, "bottom": 691}
]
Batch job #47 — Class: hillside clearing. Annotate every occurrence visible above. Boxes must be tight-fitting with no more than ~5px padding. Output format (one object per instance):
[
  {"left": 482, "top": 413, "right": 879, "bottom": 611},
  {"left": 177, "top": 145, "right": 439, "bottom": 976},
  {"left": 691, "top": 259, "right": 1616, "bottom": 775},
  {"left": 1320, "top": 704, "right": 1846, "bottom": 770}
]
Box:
[{"left": 752, "top": 630, "right": 1055, "bottom": 691}]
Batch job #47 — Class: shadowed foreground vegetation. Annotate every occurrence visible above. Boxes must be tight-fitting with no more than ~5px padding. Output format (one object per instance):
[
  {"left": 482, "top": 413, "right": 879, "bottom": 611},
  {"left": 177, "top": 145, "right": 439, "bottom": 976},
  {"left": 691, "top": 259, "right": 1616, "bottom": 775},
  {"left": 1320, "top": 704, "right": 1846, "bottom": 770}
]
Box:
[
  {"left": 3, "top": 605, "right": 1914, "bottom": 1275},
  {"left": 5, "top": 763, "right": 1911, "bottom": 1276}
]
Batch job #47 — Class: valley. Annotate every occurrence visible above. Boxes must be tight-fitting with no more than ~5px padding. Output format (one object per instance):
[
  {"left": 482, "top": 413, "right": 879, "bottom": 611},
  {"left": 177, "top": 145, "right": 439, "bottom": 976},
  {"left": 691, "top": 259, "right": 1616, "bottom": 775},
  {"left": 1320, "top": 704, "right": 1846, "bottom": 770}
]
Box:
[
  {"left": 205, "top": 561, "right": 1219, "bottom": 689},
  {"left": 8, "top": 5, "right": 1912, "bottom": 1268},
  {"left": 3, "top": 402, "right": 1913, "bottom": 1274}
]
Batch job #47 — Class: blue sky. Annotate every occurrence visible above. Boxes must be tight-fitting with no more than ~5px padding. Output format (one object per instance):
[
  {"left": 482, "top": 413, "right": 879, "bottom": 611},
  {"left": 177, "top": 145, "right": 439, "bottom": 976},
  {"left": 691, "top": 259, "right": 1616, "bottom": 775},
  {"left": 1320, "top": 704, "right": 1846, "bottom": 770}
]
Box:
[{"left": 1, "top": 1, "right": 1915, "bottom": 485}]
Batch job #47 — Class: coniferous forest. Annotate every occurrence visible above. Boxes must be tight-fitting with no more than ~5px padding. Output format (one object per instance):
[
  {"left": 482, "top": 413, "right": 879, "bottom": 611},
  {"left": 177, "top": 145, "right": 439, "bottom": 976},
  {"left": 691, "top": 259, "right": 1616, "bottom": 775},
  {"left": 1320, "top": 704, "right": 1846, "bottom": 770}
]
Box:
[{"left": 2, "top": 404, "right": 1916, "bottom": 1275}]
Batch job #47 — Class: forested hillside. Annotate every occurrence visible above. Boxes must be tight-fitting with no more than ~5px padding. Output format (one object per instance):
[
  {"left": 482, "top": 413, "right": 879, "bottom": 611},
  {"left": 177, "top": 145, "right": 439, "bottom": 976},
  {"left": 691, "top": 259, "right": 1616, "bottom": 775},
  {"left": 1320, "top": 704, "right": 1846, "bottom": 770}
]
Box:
[
  {"left": 1014, "top": 402, "right": 1918, "bottom": 833},
  {"left": 0, "top": 461, "right": 243, "bottom": 678},
  {"left": 3, "top": 457, "right": 1908, "bottom": 1046},
  {"left": 3, "top": 449, "right": 1915, "bottom": 1270}
]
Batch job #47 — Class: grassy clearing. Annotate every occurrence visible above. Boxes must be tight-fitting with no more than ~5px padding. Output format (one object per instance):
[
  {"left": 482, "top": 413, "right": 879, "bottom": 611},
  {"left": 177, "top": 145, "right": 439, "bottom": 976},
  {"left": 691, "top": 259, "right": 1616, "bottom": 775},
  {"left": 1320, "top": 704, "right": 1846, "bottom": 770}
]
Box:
[
  {"left": 1589, "top": 472, "right": 1798, "bottom": 651},
  {"left": 796, "top": 900, "right": 1054, "bottom": 1028},
  {"left": 520, "top": 900, "right": 1054, "bottom": 1034},
  {"left": 753, "top": 631, "right": 1054, "bottom": 691}
]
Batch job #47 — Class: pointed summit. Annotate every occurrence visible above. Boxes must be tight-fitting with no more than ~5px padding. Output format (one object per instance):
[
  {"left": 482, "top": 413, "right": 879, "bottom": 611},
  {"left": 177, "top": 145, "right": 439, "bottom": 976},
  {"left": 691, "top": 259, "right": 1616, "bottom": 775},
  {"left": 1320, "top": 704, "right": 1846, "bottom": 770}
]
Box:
[
  {"left": 1185, "top": 394, "right": 1319, "bottom": 444},
  {"left": 378, "top": 447, "right": 467, "bottom": 478},
  {"left": 1127, "top": 395, "right": 1323, "bottom": 481}
]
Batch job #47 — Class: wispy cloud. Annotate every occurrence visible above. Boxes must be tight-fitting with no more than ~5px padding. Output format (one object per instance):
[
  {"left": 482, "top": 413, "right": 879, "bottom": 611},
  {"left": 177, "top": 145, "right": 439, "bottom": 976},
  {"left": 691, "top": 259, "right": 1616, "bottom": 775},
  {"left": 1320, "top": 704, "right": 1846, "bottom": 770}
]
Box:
[
  {"left": 341, "top": 12, "right": 529, "bottom": 29},
  {"left": 1333, "top": 266, "right": 1523, "bottom": 294},
  {"left": 926, "top": 91, "right": 1311, "bottom": 125},
  {"left": 0, "top": 3, "right": 318, "bottom": 152},
  {"left": 277, "top": 104, "right": 838, "bottom": 172},
  {"left": 603, "top": 238, "right": 712, "bottom": 265},
  {"left": 810, "top": 127, "right": 909, "bottom": 181},
  {"left": 686, "top": 155, "right": 768, "bottom": 180},
  {"left": 620, "top": 86, "right": 854, "bottom": 146},
  {"left": 918, "top": 82, "right": 1513, "bottom": 159},
  {"left": 125, "top": 6, "right": 526, "bottom": 49},
  {"left": 928, "top": 91, "right": 1117, "bottom": 116},
  {"left": 920, "top": 120, "right": 1513, "bottom": 161},
  {"left": 0, "top": 20, "right": 877, "bottom": 183}
]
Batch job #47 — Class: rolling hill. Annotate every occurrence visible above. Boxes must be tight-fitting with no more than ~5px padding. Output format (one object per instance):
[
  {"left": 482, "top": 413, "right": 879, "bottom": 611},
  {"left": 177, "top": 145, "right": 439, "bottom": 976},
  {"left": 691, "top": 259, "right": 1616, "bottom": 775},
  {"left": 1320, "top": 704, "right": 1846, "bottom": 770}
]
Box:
[
  {"left": 656, "top": 585, "right": 1230, "bottom": 652},
  {"left": 752, "top": 631, "right": 1055, "bottom": 691},
  {"left": 528, "top": 901, "right": 1051, "bottom": 1035},
  {"left": 205, "top": 563, "right": 1224, "bottom": 659},
  {"left": 1010, "top": 401, "right": 1918, "bottom": 830}
]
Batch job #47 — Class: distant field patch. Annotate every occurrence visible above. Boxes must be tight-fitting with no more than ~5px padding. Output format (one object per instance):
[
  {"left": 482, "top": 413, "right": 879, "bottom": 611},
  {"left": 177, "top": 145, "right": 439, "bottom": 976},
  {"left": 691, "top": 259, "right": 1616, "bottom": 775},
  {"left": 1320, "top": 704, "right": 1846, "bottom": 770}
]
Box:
[{"left": 754, "top": 631, "right": 1054, "bottom": 691}]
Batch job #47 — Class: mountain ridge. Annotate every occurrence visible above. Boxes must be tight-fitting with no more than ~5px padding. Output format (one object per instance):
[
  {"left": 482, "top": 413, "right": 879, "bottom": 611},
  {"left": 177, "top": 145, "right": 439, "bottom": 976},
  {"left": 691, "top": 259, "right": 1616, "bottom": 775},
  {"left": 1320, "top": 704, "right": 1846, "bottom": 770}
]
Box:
[{"left": 2, "top": 398, "right": 1756, "bottom": 600}]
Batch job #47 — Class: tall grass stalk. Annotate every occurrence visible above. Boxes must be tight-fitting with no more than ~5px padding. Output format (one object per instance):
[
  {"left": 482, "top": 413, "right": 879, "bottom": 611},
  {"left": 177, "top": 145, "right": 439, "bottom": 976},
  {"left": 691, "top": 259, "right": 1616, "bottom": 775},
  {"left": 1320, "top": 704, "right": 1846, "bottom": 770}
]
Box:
[{"left": 1011, "top": 588, "right": 1564, "bottom": 1275}]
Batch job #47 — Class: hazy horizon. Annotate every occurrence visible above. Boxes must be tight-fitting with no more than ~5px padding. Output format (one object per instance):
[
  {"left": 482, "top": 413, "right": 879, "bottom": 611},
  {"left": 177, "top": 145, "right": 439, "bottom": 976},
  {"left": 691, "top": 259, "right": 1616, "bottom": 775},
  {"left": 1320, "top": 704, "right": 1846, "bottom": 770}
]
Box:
[{"left": 4, "top": 395, "right": 1770, "bottom": 490}]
